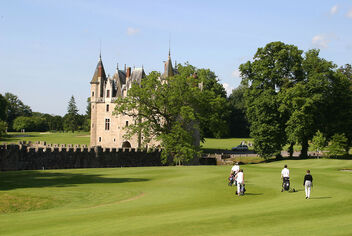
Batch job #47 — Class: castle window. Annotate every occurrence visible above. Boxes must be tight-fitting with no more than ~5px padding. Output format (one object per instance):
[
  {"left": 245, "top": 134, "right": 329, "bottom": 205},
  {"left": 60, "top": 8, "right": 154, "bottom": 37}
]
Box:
[
  {"left": 92, "top": 91, "right": 94, "bottom": 97},
  {"left": 106, "top": 104, "right": 109, "bottom": 112},
  {"left": 107, "top": 90, "right": 110, "bottom": 98},
  {"left": 113, "top": 138, "right": 116, "bottom": 142},
  {"left": 126, "top": 121, "right": 128, "bottom": 127},
  {"left": 92, "top": 123, "right": 94, "bottom": 128},
  {"left": 99, "top": 137, "right": 102, "bottom": 142},
  {"left": 105, "top": 119, "right": 110, "bottom": 130}
]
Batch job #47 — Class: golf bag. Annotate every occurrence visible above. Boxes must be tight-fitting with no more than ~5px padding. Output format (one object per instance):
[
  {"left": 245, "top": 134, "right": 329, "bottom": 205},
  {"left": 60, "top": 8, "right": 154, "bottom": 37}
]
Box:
[
  {"left": 282, "top": 177, "right": 290, "bottom": 191},
  {"left": 228, "top": 174, "right": 236, "bottom": 186}
]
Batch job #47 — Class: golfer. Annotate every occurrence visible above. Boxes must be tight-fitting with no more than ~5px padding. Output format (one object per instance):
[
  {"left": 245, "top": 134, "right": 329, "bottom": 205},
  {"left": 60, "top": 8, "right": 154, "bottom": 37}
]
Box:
[
  {"left": 235, "top": 169, "right": 244, "bottom": 196},
  {"left": 231, "top": 162, "right": 240, "bottom": 175},
  {"left": 303, "top": 170, "right": 313, "bottom": 199},
  {"left": 281, "top": 164, "right": 290, "bottom": 180},
  {"left": 281, "top": 164, "right": 290, "bottom": 191}
]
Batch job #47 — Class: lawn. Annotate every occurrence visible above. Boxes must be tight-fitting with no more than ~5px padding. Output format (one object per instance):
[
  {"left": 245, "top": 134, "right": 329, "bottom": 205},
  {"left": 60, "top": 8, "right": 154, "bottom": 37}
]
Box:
[
  {"left": 0, "top": 132, "right": 90, "bottom": 145},
  {"left": 0, "top": 159, "right": 351, "bottom": 235},
  {"left": 201, "top": 138, "right": 254, "bottom": 150}
]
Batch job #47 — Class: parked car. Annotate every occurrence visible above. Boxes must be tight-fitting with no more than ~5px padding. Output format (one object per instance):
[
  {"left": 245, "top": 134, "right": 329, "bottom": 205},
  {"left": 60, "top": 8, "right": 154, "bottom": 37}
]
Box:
[{"left": 231, "top": 145, "right": 249, "bottom": 151}]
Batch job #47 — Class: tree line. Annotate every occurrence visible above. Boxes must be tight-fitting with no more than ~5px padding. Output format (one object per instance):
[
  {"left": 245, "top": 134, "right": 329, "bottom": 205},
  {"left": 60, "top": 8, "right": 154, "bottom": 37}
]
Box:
[
  {"left": 0, "top": 93, "right": 91, "bottom": 134},
  {"left": 240, "top": 41, "right": 352, "bottom": 158}
]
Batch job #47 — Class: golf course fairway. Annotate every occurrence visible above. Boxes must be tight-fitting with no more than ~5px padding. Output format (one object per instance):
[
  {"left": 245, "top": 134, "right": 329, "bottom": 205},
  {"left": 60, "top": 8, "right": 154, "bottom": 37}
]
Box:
[{"left": 0, "top": 159, "right": 351, "bottom": 235}]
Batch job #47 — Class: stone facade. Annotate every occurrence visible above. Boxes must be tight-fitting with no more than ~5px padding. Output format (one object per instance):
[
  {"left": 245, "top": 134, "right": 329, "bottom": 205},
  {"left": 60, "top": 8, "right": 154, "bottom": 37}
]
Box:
[{"left": 90, "top": 52, "right": 177, "bottom": 149}]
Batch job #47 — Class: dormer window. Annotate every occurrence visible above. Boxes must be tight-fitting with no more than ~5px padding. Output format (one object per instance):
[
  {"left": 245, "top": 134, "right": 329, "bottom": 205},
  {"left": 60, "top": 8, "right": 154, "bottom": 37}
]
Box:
[{"left": 107, "top": 90, "right": 110, "bottom": 98}]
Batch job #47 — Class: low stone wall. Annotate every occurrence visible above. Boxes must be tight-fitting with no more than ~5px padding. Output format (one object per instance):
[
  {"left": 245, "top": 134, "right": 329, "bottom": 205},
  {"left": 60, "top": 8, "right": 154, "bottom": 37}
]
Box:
[{"left": 0, "top": 143, "right": 162, "bottom": 171}]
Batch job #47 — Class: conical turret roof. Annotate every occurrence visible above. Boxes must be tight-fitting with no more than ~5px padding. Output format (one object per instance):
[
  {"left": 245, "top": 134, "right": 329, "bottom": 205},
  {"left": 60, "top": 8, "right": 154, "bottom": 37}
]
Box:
[
  {"left": 90, "top": 55, "right": 107, "bottom": 84},
  {"left": 162, "top": 51, "right": 175, "bottom": 78}
]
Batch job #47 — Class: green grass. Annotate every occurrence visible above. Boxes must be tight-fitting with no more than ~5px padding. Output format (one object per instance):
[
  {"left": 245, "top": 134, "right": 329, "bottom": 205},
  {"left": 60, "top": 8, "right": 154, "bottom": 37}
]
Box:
[
  {"left": 0, "top": 159, "right": 351, "bottom": 235},
  {"left": 202, "top": 138, "right": 254, "bottom": 150},
  {"left": 0, "top": 132, "right": 90, "bottom": 145}
]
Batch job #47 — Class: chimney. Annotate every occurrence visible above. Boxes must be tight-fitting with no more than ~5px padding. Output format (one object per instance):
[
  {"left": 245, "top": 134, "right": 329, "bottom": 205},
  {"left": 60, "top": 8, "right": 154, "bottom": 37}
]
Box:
[{"left": 126, "top": 67, "right": 131, "bottom": 78}]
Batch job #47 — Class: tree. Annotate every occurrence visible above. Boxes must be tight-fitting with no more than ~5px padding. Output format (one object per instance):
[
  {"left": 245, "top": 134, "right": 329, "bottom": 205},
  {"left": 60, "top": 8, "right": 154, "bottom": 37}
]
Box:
[
  {"left": 4, "top": 93, "right": 32, "bottom": 130},
  {"left": 64, "top": 95, "right": 79, "bottom": 132},
  {"left": 176, "top": 64, "right": 229, "bottom": 138},
  {"left": 0, "top": 120, "right": 7, "bottom": 136},
  {"left": 0, "top": 94, "right": 8, "bottom": 122},
  {"left": 327, "top": 133, "right": 348, "bottom": 157},
  {"left": 114, "top": 66, "right": 227, "bottom": 164},
  {"left": 240, "top": 41, "right": 304, "bottom": 158},
  {"left": 12, "top": 116, "right": 47, "bottom": 132},
  {"left": 86, "top": 97, "right": 91, "bottom": 117},
  {"left": 312, "top": 130, "right": 326, "bottom": 154},
  {"left": 227, "top": 85, "right": 250, "bottom": 138},
  {"left": 83, "top": 97, "right": 91, "bottom": 132}
]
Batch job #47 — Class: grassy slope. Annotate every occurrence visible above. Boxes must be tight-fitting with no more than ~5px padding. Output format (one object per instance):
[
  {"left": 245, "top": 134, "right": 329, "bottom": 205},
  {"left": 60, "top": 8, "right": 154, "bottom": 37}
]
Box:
[
  {"left": 0, "top": 132, "right": 90, "bottom": 145},
  {"left": 0, "top": 160, "right": 351, "bottom": 236}
]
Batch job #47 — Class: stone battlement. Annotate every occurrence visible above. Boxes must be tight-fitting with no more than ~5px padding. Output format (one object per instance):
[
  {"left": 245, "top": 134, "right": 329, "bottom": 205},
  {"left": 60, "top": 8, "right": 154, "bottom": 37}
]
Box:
[{"left": 0, "top": 143, "right": 162, "bottom": 171}]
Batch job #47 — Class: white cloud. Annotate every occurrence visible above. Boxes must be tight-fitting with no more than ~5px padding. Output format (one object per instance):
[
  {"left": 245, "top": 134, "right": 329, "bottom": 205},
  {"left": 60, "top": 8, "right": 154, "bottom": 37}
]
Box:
[
  {"left": 232, "top": 69, "right": 241, "bottom": 78},
  {"left": 312, "top": 34, "right": 330, "bottom": 48},
  {"left": 222, "top": 83, "right": 234, "bottom": 96},
  {"left": 330, "top": 5, "right": 338, "bottom": 15},
  {"left": 346, "top": 9, "right": 352, "bottom": 18},
  {"left": 127, "top": 27, "right": 140, "bottom": 35}
]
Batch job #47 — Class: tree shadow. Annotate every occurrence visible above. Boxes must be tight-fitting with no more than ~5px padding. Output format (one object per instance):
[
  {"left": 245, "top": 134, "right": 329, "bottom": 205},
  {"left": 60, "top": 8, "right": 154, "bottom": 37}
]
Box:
[{"left": 0, "top": 171, "right": 149, "bottom": 191}]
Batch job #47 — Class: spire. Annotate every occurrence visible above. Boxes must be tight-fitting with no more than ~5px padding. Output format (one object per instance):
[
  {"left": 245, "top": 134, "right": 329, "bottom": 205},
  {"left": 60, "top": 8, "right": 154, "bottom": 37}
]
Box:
[
  {"left": 162, "top": 49, "right": 174, "bottom": 78},
  {"left": 90, "top": 54, "right": 107, "bottom": 84},
  {"left": 116, "top": 63, "right": 119, "bottom": 71},
  {"left": 168, "top": 33, "right": 171, "bottom": 58}
]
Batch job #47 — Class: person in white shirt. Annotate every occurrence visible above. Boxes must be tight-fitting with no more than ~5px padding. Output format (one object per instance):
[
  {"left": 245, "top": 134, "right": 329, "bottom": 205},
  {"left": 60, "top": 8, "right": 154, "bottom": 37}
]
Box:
[
  {"left": 281, "top": 164, "right": 290, "bottom": 179},
  {"left": 235, "top": 169, "right": 244, "bottom": 196},
  {"left": 231, "top": 162, "right": 240, "bottom": 175},
  {"left": 281, "top": 165, "right": 290, "bottom": 191}
]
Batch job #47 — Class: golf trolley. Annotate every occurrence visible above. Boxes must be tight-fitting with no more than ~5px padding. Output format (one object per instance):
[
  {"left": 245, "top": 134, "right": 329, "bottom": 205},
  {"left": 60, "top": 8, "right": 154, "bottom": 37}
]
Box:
[{"left": 281, "top": 177, "right": 296, "bottom": 192}]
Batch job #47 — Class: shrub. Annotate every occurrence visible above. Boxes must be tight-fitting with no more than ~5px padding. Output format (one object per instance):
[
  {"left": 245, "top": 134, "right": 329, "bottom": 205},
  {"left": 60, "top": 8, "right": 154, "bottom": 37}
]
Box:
[{"left": 327, "top": 133, "right": 348, "bottom": 157}]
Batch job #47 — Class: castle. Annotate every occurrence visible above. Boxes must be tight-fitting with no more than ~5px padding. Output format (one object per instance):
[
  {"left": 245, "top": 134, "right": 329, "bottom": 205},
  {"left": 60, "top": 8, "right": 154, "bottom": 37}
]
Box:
[{"left": 90, "top": 52, "right": 176, "bottom": 148}]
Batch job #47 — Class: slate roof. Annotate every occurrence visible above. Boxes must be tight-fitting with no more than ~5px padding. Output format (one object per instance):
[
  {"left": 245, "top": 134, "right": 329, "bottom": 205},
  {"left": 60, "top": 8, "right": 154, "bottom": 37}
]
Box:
[
  {"left": 90, "top": 56, "right": 107, "bottom": 83},
  {"left": 130, "top": 68, "right": 146, "bottom": 84},
  {"left": 112, "top": 69, "right": 126, "bottom": 97}
]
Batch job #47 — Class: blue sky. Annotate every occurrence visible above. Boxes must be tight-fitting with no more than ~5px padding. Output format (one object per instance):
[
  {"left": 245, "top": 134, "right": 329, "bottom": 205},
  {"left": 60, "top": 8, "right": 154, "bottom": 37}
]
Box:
[{"left": 1, "top": 0, "right": 351, "bottom": 115}]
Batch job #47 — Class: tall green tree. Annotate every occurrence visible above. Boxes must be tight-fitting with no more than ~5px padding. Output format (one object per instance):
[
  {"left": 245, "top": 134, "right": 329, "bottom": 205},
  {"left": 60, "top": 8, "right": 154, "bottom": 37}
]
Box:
[
  {"left": 0, "top": 94, "right": 8, "bottom": 122},
  {"left": 240, "top": 41, "right": 304, "bottom": 158},
  {"left": 227, "top": 85, "right": 250, "bottom": 138},
  {"left": 177, "top": 64, "right": 228, "bottom": 138},
  {"left": 114, "top": 66, "right": 227, "bottom": 164},
  {"left": 4, "top": 93, "right": 32, "bottom": 130},
  {"left": 0, "top": 120, "right": 7, "bottom": 136},
  {"left": 64, "top": 95, "right": 79, "bottom": 132}
]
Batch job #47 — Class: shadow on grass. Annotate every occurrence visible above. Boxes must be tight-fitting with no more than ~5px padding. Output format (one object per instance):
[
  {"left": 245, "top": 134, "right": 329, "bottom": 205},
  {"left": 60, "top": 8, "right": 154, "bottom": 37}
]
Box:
[
  {"left": 0, "top": 171, "right": 149, "bottom": 191},
  {"left": 310, "top": 196, "right": 332, "bottom": 199},
  {"left": 245, "top": 193, "right": 263, "bottom": 196}
]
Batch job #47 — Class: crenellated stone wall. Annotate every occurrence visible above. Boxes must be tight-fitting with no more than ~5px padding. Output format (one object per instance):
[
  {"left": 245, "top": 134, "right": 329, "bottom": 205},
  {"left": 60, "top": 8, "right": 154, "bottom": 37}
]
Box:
[{"left": 0, "top": 142, "right": 162, "bottom": 171}]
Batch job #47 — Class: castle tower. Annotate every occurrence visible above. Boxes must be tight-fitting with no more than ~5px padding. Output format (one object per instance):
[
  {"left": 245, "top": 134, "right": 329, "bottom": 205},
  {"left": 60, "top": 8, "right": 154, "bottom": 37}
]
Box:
[
  {"left": 163, "top": 49, "right": 174, "bottom": 78},
  {"left": 90, "top": 54, "right": 107, "bottom": 147}
]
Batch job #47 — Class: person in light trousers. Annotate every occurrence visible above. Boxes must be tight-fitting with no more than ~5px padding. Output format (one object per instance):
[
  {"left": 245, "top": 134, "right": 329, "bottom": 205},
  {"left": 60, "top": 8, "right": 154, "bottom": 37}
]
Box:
[
  {"left": 235, "top": 169, "right": 244, "bottom": 196},
  {"left": 303, "top": 170, "right": 313, "bottom": 199}
]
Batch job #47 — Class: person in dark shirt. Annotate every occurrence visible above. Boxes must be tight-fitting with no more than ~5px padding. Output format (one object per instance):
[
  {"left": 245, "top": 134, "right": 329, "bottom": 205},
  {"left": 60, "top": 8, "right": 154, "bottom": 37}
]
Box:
[{"left": 303, "top": 170, "right": 313, "bottom": 199}]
